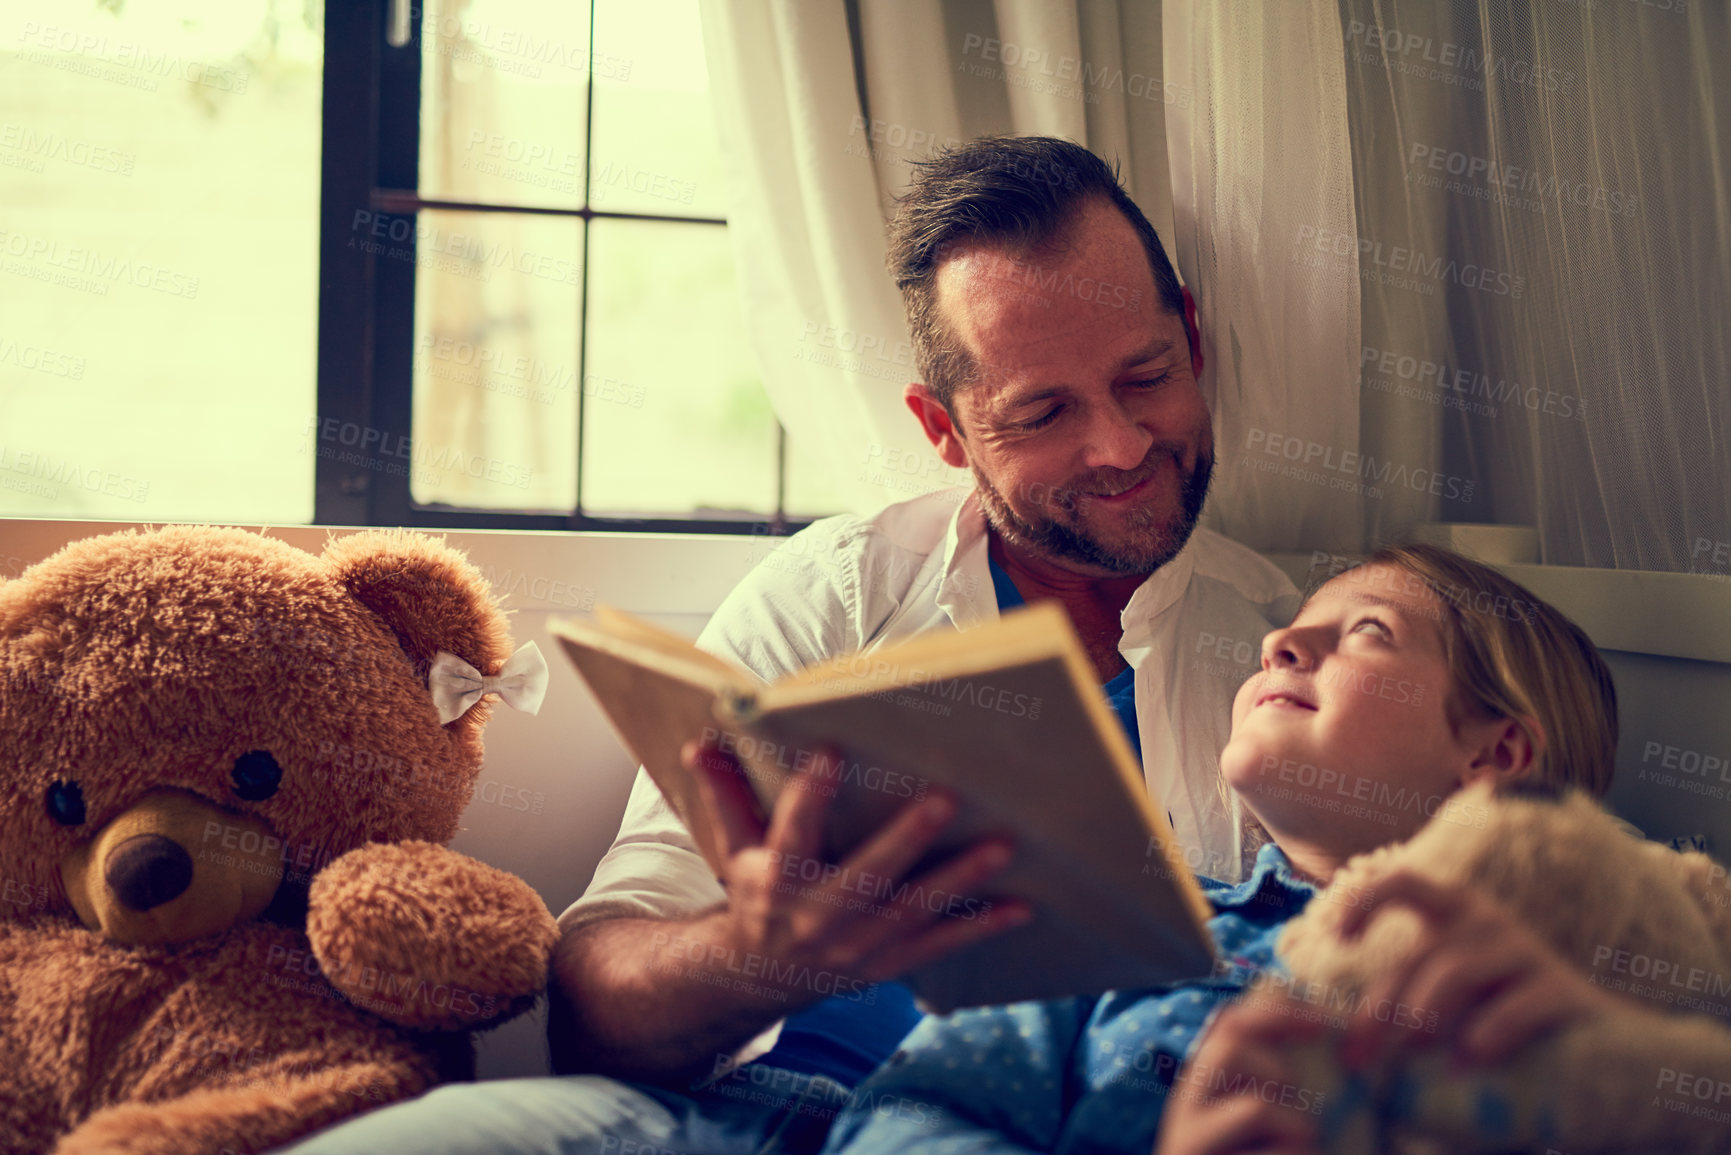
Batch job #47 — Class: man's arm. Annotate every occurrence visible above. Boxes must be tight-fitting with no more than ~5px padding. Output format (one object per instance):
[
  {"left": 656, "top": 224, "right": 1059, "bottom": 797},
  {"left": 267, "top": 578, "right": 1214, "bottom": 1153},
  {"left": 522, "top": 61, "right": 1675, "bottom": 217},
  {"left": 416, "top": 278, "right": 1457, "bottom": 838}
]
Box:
[
  {"left": 548, "top": 745, "right": 1028, "bottom": 1086},
  {"left": 547, "top": 908, "right": 785, "bottom": 1085}
]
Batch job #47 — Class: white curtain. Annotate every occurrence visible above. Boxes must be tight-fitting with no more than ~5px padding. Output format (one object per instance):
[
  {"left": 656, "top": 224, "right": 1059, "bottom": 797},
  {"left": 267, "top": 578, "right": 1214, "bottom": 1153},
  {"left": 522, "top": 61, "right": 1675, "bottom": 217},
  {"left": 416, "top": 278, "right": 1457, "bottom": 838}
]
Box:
[
  {"left": 699, "top": 0, "right": 1177, "bottom": 514},
  {"left": 1336, "top": 0, "right": 1731, "bottom": 570},
  {"left": 1173, "top": 0, "right": 1731, "bottom": 567},
  {"left": 704, "top": 0, "right": 1731, "bottom": 573},
  {"left": 1163, "top": 0, "right": 1367, "bottom": 554}
]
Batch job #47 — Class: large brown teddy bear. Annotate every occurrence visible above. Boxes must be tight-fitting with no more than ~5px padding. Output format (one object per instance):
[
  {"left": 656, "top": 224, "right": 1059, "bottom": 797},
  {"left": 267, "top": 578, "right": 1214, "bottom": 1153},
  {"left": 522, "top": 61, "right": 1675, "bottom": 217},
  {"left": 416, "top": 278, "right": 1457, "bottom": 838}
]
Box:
[
  {"left": 1270, "top": 779, "right": 1731, "bottom": 1154},
  {"left": 0, "top": 526, "right": 561, "bottom": 1155}
]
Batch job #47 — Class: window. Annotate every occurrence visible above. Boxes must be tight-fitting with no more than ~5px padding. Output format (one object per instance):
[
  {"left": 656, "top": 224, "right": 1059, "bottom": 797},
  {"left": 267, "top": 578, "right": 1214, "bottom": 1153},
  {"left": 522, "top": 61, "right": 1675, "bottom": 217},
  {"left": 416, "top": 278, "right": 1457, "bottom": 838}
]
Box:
[
  {"left": 0, "top": 1, "right": 322, "bottom": 524},
  {"left": 0, "top": 1, "right": 831, "bottom": 532},
  {"left": 319, "top": 0, "right": 825, "bottom": 533}
]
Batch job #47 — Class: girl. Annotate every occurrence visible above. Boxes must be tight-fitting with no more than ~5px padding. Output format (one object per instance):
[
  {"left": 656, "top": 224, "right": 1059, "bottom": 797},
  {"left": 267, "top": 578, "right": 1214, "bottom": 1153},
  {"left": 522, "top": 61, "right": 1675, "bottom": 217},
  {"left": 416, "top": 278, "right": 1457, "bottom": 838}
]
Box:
[{"left": 820, "top": 543, "right": 1669, "bottom": 1155}]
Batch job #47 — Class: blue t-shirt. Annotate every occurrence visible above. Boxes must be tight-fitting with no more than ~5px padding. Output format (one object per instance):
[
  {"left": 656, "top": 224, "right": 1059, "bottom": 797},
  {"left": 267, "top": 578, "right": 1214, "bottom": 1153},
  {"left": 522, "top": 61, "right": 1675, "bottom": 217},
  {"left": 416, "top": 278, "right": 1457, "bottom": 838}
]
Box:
[
  {"left": 990, "top": 553, "right": 1143, "bottom": 763},
  {"left": 754, "top": 554, "right": 1149, "bottom": 1086},
  {"left": 746, "top": 980, "right": 922, "bottom": 1088}
]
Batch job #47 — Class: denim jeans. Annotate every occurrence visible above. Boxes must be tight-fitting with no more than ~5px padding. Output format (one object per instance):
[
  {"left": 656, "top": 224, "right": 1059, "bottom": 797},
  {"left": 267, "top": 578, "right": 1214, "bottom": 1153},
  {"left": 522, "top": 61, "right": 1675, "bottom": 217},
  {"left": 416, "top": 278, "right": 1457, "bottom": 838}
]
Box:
[{"left": 275, "top": 1066, "right": 854, "bottom": 1155}]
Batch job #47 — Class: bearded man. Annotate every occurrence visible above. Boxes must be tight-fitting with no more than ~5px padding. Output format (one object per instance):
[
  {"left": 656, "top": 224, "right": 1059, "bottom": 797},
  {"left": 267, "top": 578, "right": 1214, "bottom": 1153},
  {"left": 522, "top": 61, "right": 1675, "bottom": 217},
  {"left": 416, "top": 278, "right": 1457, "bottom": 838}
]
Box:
[{"left": 287, "top": 134, "right": 1296, "bottom": 1155}]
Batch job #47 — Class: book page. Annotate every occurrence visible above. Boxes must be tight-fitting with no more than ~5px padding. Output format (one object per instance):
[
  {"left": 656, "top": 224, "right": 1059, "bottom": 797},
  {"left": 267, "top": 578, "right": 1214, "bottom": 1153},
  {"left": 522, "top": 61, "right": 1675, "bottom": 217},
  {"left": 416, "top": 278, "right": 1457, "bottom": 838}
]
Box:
[
  {"left": 743, "top": 625, "right": 1215, "bottom": 1010},
  {"left": 769, "top": 600, "right": 1073, "bottom": 701}
]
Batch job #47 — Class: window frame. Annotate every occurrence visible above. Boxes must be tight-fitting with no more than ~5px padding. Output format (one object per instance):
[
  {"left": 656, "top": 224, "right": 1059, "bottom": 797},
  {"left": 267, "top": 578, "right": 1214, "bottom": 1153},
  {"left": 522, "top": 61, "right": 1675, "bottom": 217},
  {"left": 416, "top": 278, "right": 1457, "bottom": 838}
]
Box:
[{"left": 315, "top": 0, "right": 807, "bottom": 535}]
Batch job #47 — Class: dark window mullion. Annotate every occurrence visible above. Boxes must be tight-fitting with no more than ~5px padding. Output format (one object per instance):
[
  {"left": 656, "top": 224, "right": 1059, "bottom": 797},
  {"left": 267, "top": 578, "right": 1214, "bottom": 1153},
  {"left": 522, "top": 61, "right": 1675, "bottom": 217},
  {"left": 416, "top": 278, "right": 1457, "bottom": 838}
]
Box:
[
  {"left": 775, "top": 424, "right": 788, "bottom": 533},
  {"left": 370, "top": 190, "right": 725, "bottom": 227},
  {"left": 575, "top": 0, "right": 597, "bottom": 525},
  {"left": 361, "top": 0, "right": 423, "bottom": 527},
  {"left": 400, "top": 506, "right": 813, "bottom": 536},
  {"left": 313, "top": 0, "right": 385, "bottom": 526}
]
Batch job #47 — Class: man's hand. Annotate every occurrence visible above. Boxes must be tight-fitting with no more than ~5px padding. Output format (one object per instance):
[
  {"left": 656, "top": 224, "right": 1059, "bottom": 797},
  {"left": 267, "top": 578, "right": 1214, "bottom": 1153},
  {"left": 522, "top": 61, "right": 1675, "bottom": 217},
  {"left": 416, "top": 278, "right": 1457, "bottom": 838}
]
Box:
[
  {"left": 1154, "top": 991, "right": 1326, "bottom": 1155},
  {"left": 548, "top": 740, "right": 1028, "bottom": 1084},
  {"left": 1336, "top": 869, "right": 1620, "bottom": 1070},
  {"left": 687, "top": 738, "right": 1030, "bottom": 1003}
]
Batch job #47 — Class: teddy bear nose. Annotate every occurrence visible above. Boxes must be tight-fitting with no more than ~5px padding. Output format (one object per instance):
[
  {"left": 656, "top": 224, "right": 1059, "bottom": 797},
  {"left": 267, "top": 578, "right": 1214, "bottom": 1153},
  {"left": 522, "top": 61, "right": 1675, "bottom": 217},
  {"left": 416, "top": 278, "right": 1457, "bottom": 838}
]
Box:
[{"left": 105, "top": 834, "right": 195, "bottom": 912}]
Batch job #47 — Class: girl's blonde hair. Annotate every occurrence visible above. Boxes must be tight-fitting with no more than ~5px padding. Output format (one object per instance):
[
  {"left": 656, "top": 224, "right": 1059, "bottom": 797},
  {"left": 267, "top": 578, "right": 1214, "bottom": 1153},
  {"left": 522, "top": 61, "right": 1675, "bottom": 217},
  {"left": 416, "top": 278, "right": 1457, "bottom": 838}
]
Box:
[{"left": 1339, "top": 543, "right": 1618, "bottom": 798}]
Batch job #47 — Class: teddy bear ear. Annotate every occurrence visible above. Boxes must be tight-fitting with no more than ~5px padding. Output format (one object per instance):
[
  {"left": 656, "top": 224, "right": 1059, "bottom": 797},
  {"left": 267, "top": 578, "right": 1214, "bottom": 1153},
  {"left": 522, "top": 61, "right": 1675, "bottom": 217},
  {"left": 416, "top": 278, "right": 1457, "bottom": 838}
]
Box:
[{"left": 321, "top": 530, "right": 511, "bottom": 679}]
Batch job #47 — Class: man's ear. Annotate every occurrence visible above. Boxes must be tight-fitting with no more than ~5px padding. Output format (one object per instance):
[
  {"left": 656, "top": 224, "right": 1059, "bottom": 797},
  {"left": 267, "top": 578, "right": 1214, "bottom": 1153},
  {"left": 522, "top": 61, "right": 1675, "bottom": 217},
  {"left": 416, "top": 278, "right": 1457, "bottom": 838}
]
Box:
[
  {"left": 1181, "top": 285, "right": 1205, "bottom": 381},
  {"left": 1463, "top": 716, "right": 1543, "bottom": 788},
  {"left": 904, "top": 383, "right": 970, "bottom": 468}
]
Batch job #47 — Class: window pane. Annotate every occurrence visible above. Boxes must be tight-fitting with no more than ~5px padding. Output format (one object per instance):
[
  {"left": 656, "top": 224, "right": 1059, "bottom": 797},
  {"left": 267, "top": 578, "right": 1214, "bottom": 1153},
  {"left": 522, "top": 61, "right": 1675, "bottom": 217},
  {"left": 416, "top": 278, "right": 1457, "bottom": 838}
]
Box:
[
  {"left": 410, "top": 209, "right": 580, "bottom": 511},
  {"left": 589, "top": 0, "right": 726, "bottom": 218},
  {"left": 581, "top": 220, "right": 774, "bottom": 516},
  {"left": 0, "top": 1, "right": 320, "bottom": 522},
  {"left": 420, "top": 0, "right": 591, "bottom": 211}
]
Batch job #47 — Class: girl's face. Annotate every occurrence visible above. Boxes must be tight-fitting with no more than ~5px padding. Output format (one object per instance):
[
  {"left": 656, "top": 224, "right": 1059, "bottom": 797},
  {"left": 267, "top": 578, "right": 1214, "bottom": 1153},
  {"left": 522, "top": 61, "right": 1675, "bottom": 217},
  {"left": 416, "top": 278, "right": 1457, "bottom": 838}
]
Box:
[{"left": 1220, "top": 563, "right": 1493, "bottom": 857}]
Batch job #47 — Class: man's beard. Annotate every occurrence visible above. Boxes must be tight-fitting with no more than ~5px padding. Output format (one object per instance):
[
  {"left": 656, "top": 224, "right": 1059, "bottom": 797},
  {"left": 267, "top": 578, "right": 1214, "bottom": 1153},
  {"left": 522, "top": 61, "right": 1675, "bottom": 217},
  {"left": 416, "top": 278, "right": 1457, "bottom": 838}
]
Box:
[{"left": 973, "top": 444, "right": 1214, "bottom": 576}]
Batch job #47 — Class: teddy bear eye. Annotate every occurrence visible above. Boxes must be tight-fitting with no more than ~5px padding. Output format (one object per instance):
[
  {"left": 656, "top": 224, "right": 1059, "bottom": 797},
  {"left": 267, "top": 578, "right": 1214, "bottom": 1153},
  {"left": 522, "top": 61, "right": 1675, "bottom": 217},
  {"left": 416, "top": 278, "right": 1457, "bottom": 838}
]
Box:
[
  {"left": 231, "top": 751, "right": 283, "bottom": 802},
  {"left": 46, "top": 780, "right": 86, "bottom": 826}
]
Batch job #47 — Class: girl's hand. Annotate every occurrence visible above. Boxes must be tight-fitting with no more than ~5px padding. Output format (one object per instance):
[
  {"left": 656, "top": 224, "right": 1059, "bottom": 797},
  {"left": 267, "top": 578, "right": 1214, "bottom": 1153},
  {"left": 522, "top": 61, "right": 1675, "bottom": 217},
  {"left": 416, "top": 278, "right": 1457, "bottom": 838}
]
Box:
[
  {"left": 1153, "top": 991, "right": 1327, "bottom": 1155},
  {"left": 1336, "top": 868, "right": 1621, "bottom": 1070}
]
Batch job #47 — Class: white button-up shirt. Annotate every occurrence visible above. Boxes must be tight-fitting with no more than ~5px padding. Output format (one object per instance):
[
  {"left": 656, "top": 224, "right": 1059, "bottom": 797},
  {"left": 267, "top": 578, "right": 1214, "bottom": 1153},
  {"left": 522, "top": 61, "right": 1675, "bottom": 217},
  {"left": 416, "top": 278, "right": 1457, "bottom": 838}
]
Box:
[{"left": 559, "top": 487, "right": 1298, "bottom": 1061}]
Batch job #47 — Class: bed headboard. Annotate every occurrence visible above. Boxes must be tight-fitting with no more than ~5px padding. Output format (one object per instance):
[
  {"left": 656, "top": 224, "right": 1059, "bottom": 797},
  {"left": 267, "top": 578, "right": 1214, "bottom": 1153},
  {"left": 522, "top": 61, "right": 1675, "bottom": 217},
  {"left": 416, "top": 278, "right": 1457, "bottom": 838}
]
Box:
[{"left": 1504, "top": 564, "right": 1731, "bottom": 855}]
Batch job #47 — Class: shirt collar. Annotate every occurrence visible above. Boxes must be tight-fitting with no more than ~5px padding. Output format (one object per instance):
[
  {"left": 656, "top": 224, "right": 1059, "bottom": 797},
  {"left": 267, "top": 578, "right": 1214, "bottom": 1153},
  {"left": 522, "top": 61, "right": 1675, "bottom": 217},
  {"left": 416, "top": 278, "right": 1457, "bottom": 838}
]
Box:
[
  {"left": 1199, "top": 841, "right": 1318, "bottom": 913},
  {"left": 935, "top": 489, "right": 995, "bottom": 629},
  {"left": 1120, "top": 537, "right": 1196, "bottom": 637}
]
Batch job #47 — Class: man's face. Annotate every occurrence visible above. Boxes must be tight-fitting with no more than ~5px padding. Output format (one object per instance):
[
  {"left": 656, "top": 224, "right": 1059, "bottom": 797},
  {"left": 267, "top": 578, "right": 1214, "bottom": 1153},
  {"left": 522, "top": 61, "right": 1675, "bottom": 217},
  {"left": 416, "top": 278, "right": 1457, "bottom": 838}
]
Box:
[{"left": 934, "top": 199, "right": 1214, "bottom": 577}]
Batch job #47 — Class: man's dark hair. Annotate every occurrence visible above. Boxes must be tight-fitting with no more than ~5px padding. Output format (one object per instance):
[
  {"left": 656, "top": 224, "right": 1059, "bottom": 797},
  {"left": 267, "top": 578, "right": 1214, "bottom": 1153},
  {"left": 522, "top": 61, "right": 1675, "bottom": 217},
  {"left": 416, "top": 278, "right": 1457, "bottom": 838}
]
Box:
[{"left": 885, "top": 135, "right": 1186, "bottom": 414}]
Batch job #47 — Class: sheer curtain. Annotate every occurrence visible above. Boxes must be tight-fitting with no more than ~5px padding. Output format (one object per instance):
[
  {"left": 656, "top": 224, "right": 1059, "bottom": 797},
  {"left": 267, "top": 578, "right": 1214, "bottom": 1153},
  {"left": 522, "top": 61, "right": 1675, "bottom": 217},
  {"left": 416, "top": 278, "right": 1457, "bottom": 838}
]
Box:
[
  {"left": 1165, "top": 0, "right": 1731, "bottom": 566},
  {"left": 1163, "top": 0, "right": 1367, "bottom": 554},
  {"left": 1336, "top": 0, "right": 1731, "bottom": 570},
  {"left": 704, "top": 0, "right": 1730, "bottom": 573},
  {"left": 699, "top": 0, "right": 1177, "bottom": 513}
]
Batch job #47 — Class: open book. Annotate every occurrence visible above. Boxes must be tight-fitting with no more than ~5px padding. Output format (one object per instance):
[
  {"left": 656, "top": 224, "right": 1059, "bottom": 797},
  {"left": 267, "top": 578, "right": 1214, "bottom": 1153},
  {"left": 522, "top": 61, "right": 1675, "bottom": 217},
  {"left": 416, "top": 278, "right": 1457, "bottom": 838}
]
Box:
[{"left": 550, "top": 603, "right": 1216, "bottom": 1013}]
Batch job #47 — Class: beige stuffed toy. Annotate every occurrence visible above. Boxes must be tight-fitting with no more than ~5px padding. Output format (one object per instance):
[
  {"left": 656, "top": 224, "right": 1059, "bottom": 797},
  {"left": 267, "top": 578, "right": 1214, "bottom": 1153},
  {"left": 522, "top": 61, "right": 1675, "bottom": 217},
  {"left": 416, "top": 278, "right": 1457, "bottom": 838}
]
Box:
[{"left": 1274, "top": 779, "right": 1731, "bottom": 1154}]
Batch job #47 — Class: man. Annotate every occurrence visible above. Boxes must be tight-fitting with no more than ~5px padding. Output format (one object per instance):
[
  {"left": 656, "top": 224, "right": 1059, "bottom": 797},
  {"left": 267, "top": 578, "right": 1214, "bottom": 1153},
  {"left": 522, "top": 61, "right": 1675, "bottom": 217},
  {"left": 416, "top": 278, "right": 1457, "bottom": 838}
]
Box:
[{"left": 287, "top": 136, "right": 1296, "bottom": 1155}]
